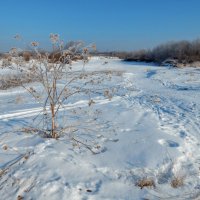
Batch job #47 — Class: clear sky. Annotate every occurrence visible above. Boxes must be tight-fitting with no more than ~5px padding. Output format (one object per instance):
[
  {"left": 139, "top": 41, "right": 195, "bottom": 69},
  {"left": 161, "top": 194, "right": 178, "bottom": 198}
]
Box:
[{"left": 0, "top": 0, "right": 200, "bottom": 51}]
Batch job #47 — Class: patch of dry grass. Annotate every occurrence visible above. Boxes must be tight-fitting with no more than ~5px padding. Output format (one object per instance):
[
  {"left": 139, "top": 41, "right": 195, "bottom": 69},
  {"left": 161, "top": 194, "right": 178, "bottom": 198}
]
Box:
[{"left": 0, "top": 74, "right": 38, "bottom": 90}]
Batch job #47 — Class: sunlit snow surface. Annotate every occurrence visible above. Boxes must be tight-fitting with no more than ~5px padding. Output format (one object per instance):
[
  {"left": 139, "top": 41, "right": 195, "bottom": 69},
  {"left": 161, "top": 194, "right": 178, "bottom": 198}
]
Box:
[{"left": 0, "top": 57, "right": 200, "bottom": 199}]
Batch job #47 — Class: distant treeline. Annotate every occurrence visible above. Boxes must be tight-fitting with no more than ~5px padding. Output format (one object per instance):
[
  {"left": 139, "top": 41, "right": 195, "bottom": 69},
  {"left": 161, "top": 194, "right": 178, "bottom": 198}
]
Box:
[
  {"left": 2, "top": 39, "right": 200, "bottom": 66},
  {"left": 95, "top": 39, "right": 200, "bottom": 65}
]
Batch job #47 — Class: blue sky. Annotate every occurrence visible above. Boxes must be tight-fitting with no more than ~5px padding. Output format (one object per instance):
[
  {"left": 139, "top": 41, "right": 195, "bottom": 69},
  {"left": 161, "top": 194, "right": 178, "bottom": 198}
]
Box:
[{"left": 0, "top": 0, "right": 200, "bottom": 51}]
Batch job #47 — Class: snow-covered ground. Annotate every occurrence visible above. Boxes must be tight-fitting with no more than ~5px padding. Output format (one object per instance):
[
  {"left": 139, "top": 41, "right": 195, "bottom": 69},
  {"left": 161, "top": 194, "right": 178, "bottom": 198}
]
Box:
[{"left": 0, "top": 57, "right": 200, "bottom": 199}]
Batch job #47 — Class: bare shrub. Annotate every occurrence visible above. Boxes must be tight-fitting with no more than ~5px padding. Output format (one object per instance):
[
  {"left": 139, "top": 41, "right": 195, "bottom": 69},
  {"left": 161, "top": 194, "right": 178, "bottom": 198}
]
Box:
[
  {"left": 4, "top": 34, "right": 116, "bottom": 153},
  {"left": 9, "top": 34, "right": 93, "bottom": 139}
]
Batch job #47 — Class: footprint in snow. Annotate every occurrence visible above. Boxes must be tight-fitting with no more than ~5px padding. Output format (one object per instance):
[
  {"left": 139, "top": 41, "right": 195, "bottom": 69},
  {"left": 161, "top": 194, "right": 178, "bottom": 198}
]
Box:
[
  {"left": 158, "top": 139, "right": 179, "bottom": 148},
  {"left": 179, "top": 130, "right": 187, "bottom": 138}
]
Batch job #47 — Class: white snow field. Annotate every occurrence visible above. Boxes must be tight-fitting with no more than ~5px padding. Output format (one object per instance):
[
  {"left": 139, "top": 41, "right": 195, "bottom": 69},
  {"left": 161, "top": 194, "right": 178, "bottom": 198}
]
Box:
[{"left": 0, "top": 57, "right": 200, "bottom": 199}]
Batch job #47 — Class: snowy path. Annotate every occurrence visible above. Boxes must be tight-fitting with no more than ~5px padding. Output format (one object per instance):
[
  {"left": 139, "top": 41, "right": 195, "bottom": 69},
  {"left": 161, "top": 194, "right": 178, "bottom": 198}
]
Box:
[{"left": 0, "top": 57, "right": 200, "bottom": 199}]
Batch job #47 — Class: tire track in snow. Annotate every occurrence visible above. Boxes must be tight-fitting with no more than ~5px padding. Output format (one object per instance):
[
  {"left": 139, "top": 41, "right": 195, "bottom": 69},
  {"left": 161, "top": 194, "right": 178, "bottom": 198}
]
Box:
[{"left": 0, "top": 97, "right": 121, "bottom": 121}]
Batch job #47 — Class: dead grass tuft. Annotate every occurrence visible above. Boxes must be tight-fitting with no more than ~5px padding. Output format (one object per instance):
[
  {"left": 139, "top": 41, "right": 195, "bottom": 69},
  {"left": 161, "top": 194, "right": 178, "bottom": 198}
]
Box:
[
  {"left": 136, "top": 178, "right": 155, "bottom": 189},
  {"left": 2, "top": 145, "right": 8, "bottom": 151},
  {"left": 171, "top": 176, "right": 184, "bottom": 188},
  {"left": 17, "top": 195, "right": 24, "bottom": 200},
  {"left": 23, "top": 51, "right": 31, "bottom": 61}
]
